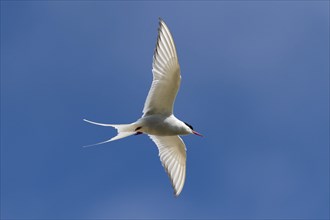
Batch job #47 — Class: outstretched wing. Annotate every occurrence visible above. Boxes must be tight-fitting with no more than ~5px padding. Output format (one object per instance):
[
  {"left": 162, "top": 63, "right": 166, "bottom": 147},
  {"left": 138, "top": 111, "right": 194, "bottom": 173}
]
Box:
[
  {"left": 149, "top": 135, "right": 187, "bottom": 196},
  {"left": 143, "top": 18, "right": 181, "bottom": 117}
]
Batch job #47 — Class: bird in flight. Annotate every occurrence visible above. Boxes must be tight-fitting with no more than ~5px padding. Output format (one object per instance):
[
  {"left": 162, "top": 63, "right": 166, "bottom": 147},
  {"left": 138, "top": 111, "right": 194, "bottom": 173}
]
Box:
[{"left": 84, "top": 18, "right": 202, "bottom": 197}]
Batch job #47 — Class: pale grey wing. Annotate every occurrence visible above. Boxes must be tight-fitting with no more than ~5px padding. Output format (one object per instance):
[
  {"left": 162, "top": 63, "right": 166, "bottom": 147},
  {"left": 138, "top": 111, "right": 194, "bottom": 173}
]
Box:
[
  {"left": 149, "top": 135, "right": 187, "bottom": 197},
  {"left": 143, "top": 18, "right": 181, "bottom": 117}
]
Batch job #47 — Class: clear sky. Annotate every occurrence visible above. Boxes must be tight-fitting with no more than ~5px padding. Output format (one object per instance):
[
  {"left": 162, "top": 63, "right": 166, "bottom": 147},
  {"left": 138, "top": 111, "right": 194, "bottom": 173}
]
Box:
[{"left": 1, "top": 1, "right": 329, "bottom": 219}]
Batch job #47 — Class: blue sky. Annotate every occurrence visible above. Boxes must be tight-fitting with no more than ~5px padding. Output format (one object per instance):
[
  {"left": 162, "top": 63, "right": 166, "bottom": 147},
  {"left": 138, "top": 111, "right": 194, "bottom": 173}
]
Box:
[{"left": 1, "top": 1, "right": 329, "bottom": 219}]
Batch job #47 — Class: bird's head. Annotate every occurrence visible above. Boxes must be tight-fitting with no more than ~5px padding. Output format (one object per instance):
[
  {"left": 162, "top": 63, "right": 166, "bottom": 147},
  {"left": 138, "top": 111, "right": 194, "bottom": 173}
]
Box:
[{"left": 184, "top": 122, "right": 203, "bottom": 137}]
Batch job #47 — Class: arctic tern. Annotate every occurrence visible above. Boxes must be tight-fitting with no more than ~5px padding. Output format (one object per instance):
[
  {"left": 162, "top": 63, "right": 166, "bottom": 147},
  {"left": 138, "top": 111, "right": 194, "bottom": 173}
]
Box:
[{"left": 84, "top": 18, "right": 202, "bottom": 196}]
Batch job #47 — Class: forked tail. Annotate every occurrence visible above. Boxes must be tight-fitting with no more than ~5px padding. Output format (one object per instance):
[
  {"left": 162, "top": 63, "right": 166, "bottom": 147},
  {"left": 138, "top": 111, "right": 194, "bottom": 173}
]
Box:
[{"left": 83, "top": 119, "right": 136, "bottom": 147}]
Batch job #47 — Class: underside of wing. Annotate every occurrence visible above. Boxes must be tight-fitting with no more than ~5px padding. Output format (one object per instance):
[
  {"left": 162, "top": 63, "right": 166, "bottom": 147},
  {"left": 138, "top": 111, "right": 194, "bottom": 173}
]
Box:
[
  {"left": 149, "top": 135, "right": 187, "bottom": 196},
  {"left": 143, "top": 18, "right": 181, "bottom": 117}
]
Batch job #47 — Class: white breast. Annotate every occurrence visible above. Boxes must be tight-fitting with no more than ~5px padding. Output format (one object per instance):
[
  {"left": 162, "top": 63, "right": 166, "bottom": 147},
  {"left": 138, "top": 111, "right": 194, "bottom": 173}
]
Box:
[{"left": 137, "top": 115, "right": 190, "bottom": 136}]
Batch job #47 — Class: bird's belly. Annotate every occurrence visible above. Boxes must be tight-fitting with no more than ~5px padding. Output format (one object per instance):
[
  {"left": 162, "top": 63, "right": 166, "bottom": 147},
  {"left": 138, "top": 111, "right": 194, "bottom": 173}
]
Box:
[
  {"left": 145, "top": 126, "right": 181, "bottom": 136},
  {"left": 137, "top": 115, "right": 188, "bottom": 136}
]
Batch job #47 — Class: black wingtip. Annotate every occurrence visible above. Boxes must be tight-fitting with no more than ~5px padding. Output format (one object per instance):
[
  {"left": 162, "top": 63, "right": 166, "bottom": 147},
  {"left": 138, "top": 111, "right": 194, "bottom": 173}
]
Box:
[{"left": 159, "top": 17, "right": 165, "bottom": 26}]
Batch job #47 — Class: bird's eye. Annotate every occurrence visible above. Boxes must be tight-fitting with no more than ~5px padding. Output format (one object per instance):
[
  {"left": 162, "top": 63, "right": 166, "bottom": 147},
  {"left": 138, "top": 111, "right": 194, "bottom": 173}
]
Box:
[{"left": 184, "top": 122, "right": 193, "bottom": 130}]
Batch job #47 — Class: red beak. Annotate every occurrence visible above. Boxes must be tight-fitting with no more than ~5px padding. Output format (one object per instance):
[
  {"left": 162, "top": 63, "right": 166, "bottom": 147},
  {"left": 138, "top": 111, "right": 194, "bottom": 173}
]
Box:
[{"left": 192, "top": 130, "right": 203, "bottom": 137}]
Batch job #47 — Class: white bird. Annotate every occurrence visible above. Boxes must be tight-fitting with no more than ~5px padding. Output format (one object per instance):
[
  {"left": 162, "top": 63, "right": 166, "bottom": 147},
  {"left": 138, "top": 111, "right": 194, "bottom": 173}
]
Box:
[{"left": 84, "top": 18, "right": 202, "bottom": 197}]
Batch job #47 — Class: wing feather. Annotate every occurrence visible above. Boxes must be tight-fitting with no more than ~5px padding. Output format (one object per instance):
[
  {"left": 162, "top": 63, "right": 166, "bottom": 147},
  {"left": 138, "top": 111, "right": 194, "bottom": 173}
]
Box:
[
  {"left": 149, "top": 135, "right": 187, "bottom": 196},
  {"left": 143, "top": 18, "right": 181, "bottom": 116}
]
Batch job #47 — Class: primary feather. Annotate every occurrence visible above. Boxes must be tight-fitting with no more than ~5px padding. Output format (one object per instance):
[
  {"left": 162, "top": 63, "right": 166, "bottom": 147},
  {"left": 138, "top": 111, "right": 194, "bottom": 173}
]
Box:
[{"left": 143, "top": 18, "right": 181, "bottom": 116}]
